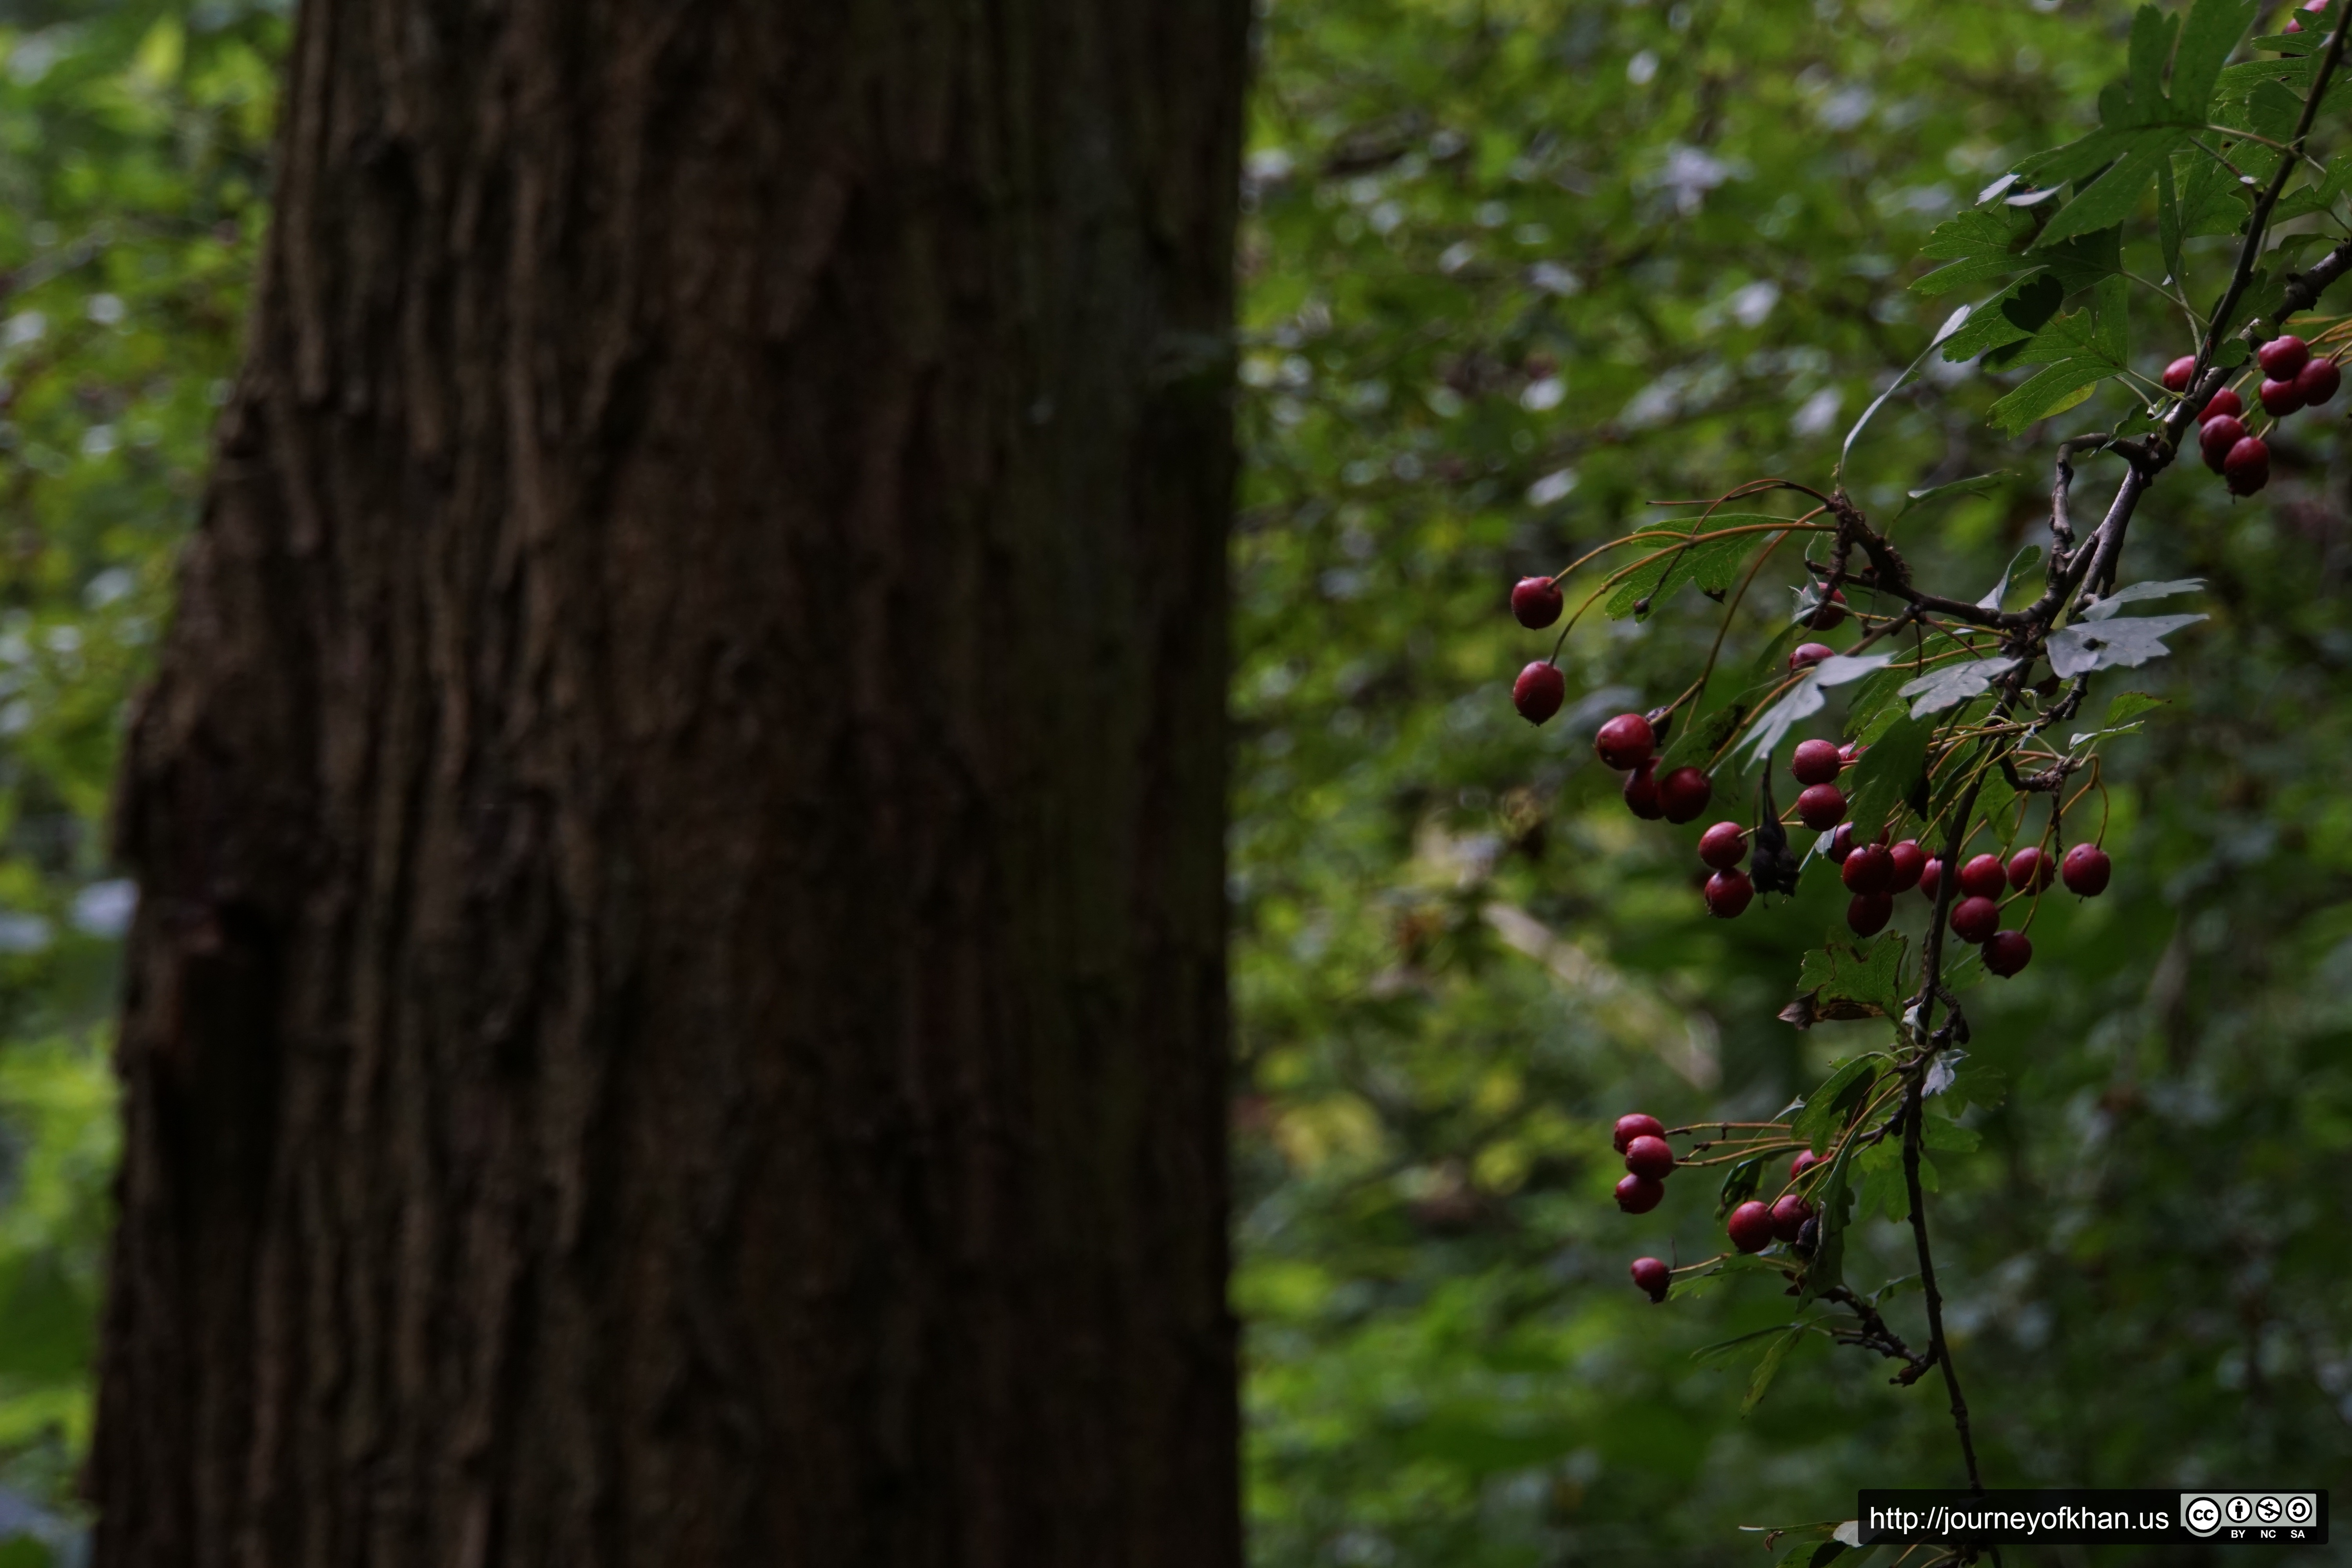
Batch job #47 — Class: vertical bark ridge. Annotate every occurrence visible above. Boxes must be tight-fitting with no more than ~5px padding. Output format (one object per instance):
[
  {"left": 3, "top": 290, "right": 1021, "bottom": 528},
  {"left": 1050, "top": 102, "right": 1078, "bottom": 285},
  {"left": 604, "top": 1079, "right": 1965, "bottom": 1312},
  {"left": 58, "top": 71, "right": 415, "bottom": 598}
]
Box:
[{"left": 93, "top": 1, "right": 1247, "bottom": 1564}]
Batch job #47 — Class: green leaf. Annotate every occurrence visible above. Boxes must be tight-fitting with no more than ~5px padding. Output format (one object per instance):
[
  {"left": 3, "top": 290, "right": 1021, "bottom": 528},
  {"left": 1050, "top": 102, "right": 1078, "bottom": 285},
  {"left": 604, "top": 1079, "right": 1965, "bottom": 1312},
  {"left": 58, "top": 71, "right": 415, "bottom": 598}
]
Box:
[
  {"left": 2179, "top": 142, "right": 2256, "bottom": 237},
  {"left": 2249, "top": 76, "right": 2303, "bottom": 142},
  {"left": 2016, "top": 126, "right": 2145, "bottom": 189},
  {"left": 1922, "top": 1114, "right": 1982, "bottom": 1154},
  {"left": 1800, "top": 1132, "right": 1865, "bottom": 1304},
  {"left": 1717, "top": 1153, "right": 1768, "bottom": 1220},
  {"left": 1742, "top": 1321, "right": 1807, "bottom": 1414},
  {"left": 1657, "top": 697, "right": 1750, "bottom": 773},
  {"left": 1846, "top": 713, "right": 1932, "bottom": 841},
  {"left": 1693, "top": 1323, "right": 1808, "bottom": 1365},
  {"left": 1798, "top": 935, "right": 1911, "bottom": 1021},
  {"left": 1894, "top": 470, "right": 2013, "bottom": 519},
  {"left": 2125, "top": 6, "right": 2180, "bottom": 124},
  {"left": 1790, "top": 1053, "right": 1887, "bottom": 1153},
  {"left": 1856, "top": 1139, "right": 1909, "bottom": 1224},
  {"left": 1939, "top": 272, "right": 2062, "bottom": 361},
  {"left": 2173, "top": 0, "right": 2263, "bottom": 118},
  {"left": 2104, "top": 690, "right": 2168, "bottom": 726},
  {"left": 2159, "top": 156, "right": 2184, "bottom": 286},
  {"left": 1920, "top": 203, "right": 2036, "bottom": 260},
  {"left": 1988, "top": 359, "right": 2112, "bottom": 433}
]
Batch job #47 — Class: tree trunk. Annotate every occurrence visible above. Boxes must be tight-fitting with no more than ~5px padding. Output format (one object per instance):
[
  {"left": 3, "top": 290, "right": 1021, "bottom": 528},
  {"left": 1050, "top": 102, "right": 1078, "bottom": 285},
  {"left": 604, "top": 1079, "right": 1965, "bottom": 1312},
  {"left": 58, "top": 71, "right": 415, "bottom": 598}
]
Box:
[{"left": 88, "top": 2, "right": 1245, "bottom": 1564}]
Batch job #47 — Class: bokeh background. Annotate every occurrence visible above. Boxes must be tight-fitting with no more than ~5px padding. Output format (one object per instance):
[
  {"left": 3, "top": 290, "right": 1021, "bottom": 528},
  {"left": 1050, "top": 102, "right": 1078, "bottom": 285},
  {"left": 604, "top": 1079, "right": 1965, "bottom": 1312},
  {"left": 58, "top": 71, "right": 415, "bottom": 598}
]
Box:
[{"left": 0, "top": 0, "right": 2347, "bottom": 1563}]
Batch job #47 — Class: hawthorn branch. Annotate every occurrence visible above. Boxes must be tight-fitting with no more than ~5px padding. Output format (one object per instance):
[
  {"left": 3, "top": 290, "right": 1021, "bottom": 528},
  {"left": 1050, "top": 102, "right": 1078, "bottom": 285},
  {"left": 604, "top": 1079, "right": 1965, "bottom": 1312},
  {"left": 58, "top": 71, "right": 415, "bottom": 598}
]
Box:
[{"left": 1822, "top": 1284, "right": 1936, "bottom": 1385}]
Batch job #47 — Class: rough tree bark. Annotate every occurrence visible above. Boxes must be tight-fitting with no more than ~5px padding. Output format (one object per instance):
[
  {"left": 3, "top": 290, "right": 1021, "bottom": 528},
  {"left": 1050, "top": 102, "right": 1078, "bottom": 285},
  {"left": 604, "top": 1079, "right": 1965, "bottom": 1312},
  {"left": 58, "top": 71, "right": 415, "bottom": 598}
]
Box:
[{"left": 88, "top": 2, "right": 1246, "bottom": 1564}]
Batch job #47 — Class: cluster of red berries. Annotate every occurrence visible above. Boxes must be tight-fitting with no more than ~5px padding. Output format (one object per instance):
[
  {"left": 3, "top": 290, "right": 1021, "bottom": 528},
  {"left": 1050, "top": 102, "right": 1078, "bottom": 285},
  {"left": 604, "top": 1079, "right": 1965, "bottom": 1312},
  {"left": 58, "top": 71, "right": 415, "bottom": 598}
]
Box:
[
  {"left": 1611, "top": 1111, "right": 1677, "bottom": 1218},
  {"left": 1590, "top": 710, "right": 1715, "bottom": 821},
  {"left": 2165, "top": 335, "right": 2340, "bottom": 497},
  {"left": 1622, "top": 1135, "right": 1828, "bottom": 1303}
]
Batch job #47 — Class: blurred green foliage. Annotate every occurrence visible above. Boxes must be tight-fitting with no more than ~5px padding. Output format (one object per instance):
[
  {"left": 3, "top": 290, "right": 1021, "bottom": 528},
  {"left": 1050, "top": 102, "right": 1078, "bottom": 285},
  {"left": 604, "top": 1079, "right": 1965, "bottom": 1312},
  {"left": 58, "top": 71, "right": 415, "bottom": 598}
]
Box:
[
  {"left": 0, "top": 0, "right": 2350, "bottom": 1565},
  {"left": 0, "top": 0, "right": 281, "bottom": 1536},
  {"left": 1236, "top": 0, "right": 2352, "bottom": 1563}
]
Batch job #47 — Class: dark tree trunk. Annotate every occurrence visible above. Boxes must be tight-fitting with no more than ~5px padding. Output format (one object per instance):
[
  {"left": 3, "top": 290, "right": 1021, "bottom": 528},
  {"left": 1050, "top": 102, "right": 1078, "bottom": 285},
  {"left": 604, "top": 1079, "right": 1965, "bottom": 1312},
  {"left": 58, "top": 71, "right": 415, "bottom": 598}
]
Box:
[{"left": 88, "top": 2, "right": 1245, "bottom": 1564}]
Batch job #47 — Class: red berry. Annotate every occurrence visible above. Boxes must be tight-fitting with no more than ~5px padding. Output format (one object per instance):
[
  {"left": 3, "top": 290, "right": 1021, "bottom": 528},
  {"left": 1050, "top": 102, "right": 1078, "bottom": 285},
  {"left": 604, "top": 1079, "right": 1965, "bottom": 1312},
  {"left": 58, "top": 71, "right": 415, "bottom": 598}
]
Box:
[
  {"left": 1841, "top": 843, "right": 1893, "bottom": 895},
  {"left": 1704, "top": 869, "right": 1754, "bottom": 918},
  {"left": 2162, "top": 355, "right": 2198, "bottom": 392},
  {"left": 2261, "top": 376, "right": 2306, "bottom": 417},
  {"left": 1983, "top": 929, "right": 2033, "bottom": 978},
  {"left": 1769, "top": 1193, "right": 1816, "bottom": 1243},
  {"left": 1630, "top": 1256, "right": 1671, "bottom": 1301},
  {"left": 1612, "top": 1112, "right": 1666, "bottom": 1154},
  {"left": 1659, "top": 766, "right": 1712, "bottom": 824},
  {"left": 2201, "top": 388, "right": 2244, "bottom": 423},
  {"left": 1919, "top": 857, "right": 1944, "bottom": 900},
  {"left": 1515, "top": 662, "right": 1566, "bottom": 724},
  {"left": 1789, "top": 1149, "right": 1826, "bottom": 1181},
  {"left": 2298, "top": 356, "right": 2341, "bottom": 407},
  {"left": 1846, "top": 890, "right": 1894, "bottom": 936},
  {"left": 1789, "top": 642, "right": 1835, "bottom": 671},
  {"left": 1796, "top": 783, "right": 1847, "bottom": 831},
  {"left": 1615, "top": 1172, "right": 1665, "bottom": 1214},
  {"left": 1698, "top": 821, "right": 1749, "bottom": 870},
  {"left": 1726, "top": 1200, "right": 1776, "bottom": 1254},
  {"left": 1624, "top": 1134, "right": 1675, "bottom": 1180},
  {"left": 2007, "top": 846, "right": 2054, "bottom": 892},
  {"left": 2062, "top": 842, "right": 2112, "bottom": 896},
  {"left": 1791, "top": 738, "right": 1843, "bottom": 786},
  {"left": 1595, "top": 712, "right": 1657, "bottom": 769},
  {"left": 2225, "top": 435, "right": 2270, "bottom": 495},
  {"left": 1958, "top": 853, "right": 2007, "bottom": 900},
  {"left": 1806, "top": 587, "right": 1849, "bottom": 631},
  {"left": 1825, "top": 823, "right": 1857, "bottom": 864},
  {"left": 1887, "top": 840, "right": 1927, "bottom": 892},
  {"left": 2201, "top": 414, "right": 2247, "bottom": 472},
  {"left": 1950, "top": 895, "right": 2000, "bottom": 944},
  {"left": 1624, "top": 762, "right": 1665, "bottom": 820},
  {"left": 1511, "top": 576, "right": 1564, "bottom": 628},
  {"left": 2260, "top": 333, "right": 2310, "bottom": 381}
]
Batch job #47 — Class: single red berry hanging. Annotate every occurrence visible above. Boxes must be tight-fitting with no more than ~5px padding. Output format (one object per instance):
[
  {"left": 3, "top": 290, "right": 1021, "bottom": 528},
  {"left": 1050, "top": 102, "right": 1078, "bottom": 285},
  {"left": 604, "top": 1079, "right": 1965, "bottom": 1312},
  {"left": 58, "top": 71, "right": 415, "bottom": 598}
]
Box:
[
  {"left": 1887, "top": 840, "right": 1927, "bottom": 893},
  {"left": 1615, "top": 1173, "right": 1665, "bottom": 1214},
  {"left": 1623, "top": 1134, "right": 1675, "bottom": 1180},
  {"left": 1515, "top": 662, "right": 1566, "bottom": 724},
  {"left": 1726, "top": 1200, "right": 1776, "bottom": 1254},
  {"left": 1698, "top": 821, "right": 1749, "bottom": 870},
  {"left": 1796, "top": 783, "right": 1847, "bottom": 831},
  {"left": 1950, "top": 895, "right": 2000, "bottom": 944},
  {"left": 1624, "top": 762, "right": 1665, "bottom": 820},
  {"left": 1789, "top": 642, "right": 1835, "bottom": 671},
  {"left": 2007, "top": 846, "right": 2054, "bottom": 892},
  {"left": 1769, "top": 1193, "right": 1816, "bottom": 1243},
  {"left": 1612, "top": 1112, "right": 1667, "bottom": 1154},
  {"left": 2298, "top": 356, "right": 2341, "bottom": 407},
  {"left": 2200, "top": 414, "right": 2247, "bottom": 471},
  {"left": 2225, "top": 435, "right": 2271, "bottom": 496},
  {"left": 1846, "top": 890, "right": 1894, "bottom": 936},
  {"left": 2162, "top": 355, "right": 2198, "bottom": 393},
  {"left": 1805, "top": 587, "right": 1849, "bottom": 632},
  {"left": 1594, "top": 712, "right": 1656, "bottom": 770},
  {"left": 2062, "top": 842, "right": 2112, "bottom": 896},
  {"left": 1659, "top": 766, "right": 1713, "bottom": 824},
  {"left": 1791, "top": 738, "right": 1843, "bottom": 786},
  {"left": 1919, "top": 857, "right": 1944, "bottom": 900},
  {"left": 2260, "top": 334, "right": 2311, "bottom": 381},
  {"left": 1983, "top": 929, "right": 2033, "bottom": 978},
  {"left": 1789, "top": 1149, "right": 1826, "bottom": 1181},
  {"left": 1841, "top": 843, "right": 1894, "bottom": 895},
  {"left": 1510, "top": 576, "right": 1564, "bottom": 628},
  {"left": 1630, "top": 1256, "right": 1671, "bottom": 1302},
  {"left": 1958, "top": 853, "right": 2007, "bottom": 900},
  {"left": 1704, "top": 869, "right": 1754, "bottom": 918},
  {"left": 2261, "top": 376, "right": 2307, "bottom": 417},
  {"left": 1825, "top": 822, "right": 1857, "bottom": 864}
]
